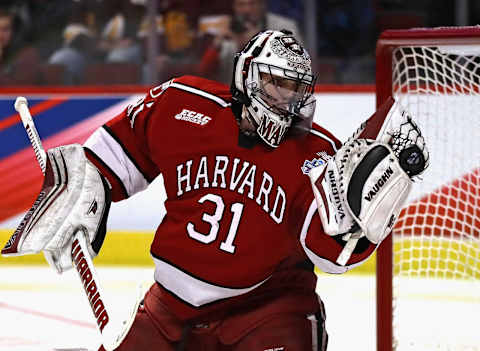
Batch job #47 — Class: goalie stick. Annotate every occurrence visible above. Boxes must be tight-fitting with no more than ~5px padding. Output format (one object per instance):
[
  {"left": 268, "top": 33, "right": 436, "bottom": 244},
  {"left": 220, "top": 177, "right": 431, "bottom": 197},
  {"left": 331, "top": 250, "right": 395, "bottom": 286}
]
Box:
[{"left": 14, "top": 97, "right": 119, "bottom": 351}]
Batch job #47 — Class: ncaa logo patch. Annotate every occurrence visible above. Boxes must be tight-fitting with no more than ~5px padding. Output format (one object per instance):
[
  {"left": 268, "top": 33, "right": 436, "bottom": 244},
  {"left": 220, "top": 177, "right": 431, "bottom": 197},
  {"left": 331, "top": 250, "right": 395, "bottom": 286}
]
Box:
[
  {"left": 175, "top": 109, "right": 211, "bottom": 126},
  {"left": 301, "top": 152, "right": 331, "bottom": 175}
]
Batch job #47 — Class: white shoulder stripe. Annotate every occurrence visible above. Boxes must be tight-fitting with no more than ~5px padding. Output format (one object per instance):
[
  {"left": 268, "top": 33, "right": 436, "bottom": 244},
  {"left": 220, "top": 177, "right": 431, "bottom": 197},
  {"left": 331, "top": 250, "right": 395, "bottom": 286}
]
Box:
[
  {"left": 152, "top": 256, "right": 269, "bottom": 306},
  {"left": 300, "top": 200, "right": 348, "bottom": 274},
  {"left": 300, "top": 200, "right": 372, "bottom": 273},
  {"left": 309, "top": 129, "right": 338, "bottom": 152},
  {"left": 84, "top": 128, "right": 148, "bottom": 197},
  {"left": 170, "top": 82, "right": 231, "bottom": 108}
]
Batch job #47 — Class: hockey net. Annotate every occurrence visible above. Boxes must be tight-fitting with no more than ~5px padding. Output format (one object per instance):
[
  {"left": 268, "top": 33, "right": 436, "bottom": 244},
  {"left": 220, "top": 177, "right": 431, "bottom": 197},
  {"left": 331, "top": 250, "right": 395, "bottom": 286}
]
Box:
[{"left": 376, "top": 27, "right": 480, "bottom": 351}]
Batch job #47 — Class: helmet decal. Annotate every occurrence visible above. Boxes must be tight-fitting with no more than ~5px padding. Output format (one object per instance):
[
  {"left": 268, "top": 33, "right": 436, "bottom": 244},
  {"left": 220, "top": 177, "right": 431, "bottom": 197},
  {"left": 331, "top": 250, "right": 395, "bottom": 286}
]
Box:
[{"left": 270, "top": 35, "right": 311, "bottom": 72}]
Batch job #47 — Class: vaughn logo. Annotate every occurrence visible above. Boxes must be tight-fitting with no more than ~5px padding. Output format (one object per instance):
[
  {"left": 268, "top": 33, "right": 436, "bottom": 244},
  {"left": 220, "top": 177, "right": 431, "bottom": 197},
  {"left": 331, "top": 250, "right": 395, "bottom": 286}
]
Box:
[
  {"left": 364, "top": 166, "right": 394, "bottom": 201},
  {"left": 301, "top": 152, "right": 330, "bottom": 175},
  {"left": 328, "top": 169, "right": 345, "bottom": 220},
  {"left": 175, "top": 109, "right": 211, "bottom": 126}
]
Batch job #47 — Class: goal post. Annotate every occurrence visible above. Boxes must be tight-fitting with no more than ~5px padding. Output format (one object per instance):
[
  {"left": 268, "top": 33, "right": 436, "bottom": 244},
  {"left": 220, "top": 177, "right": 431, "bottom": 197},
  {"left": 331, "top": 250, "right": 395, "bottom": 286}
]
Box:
[{"left": 376, "top": 26, "right": 480, "bottom": 351}]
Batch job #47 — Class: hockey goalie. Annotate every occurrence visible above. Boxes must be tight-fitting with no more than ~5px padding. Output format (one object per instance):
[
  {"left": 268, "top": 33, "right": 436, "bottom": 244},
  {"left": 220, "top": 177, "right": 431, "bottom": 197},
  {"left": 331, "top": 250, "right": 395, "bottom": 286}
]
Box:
[{"left": 2, "top": 29, "right": 428, "bottom": 351}]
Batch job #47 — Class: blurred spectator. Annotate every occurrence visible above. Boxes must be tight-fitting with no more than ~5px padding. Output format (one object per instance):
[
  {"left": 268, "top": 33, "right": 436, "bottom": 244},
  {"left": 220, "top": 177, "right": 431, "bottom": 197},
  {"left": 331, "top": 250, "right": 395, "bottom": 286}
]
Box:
[
  {"left": 317, "top": 0, "right": 375, "bottom": 57},
  {"left": 48, "top": 24, "right": 95, "bottom": 84},
  {"left": 138, "top": 0, "right": 204, "bottom": 83},
  {"left": 0, "top": 6, "right": 40, "bottom": 85},
  {"left": 97, "top": 0, "right": 144, "bottom": 64},
  {"left": 194, "top": 0, "right": 304, "bottom": 83},
  {"left": 315, "top": 0, "right": 376, "bottom": 84},
  {"left": 230, "top": 0, "right": 303, "bottom": 48},
  {"left": 4, "top": 1, "right": 31, "bottom": 43},
  {"left": 267, "top": 0, "right": 303, "bottom": 27},
  {"left": 23, "top": 0, "right": 81, "bottom": 60},
  {"left": 0, "top": 8, "right": 15, "bottom": 70},
  {"left": 44, "top": 0, "right": 102, "bottom": 85}
]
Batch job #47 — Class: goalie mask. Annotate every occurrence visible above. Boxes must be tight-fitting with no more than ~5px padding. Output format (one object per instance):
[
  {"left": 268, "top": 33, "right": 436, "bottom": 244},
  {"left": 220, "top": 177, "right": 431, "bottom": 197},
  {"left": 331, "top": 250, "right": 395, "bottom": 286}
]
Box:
[{"left": 232, "top": 30, "right": 316, "bottom": 148}]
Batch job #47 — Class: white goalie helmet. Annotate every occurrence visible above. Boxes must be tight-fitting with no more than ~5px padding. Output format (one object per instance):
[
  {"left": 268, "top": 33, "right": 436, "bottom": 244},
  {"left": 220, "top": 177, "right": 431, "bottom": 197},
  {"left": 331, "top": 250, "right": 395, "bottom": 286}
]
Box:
[{"left": 231, "top": 29, "right": 316, "bottom": 148}]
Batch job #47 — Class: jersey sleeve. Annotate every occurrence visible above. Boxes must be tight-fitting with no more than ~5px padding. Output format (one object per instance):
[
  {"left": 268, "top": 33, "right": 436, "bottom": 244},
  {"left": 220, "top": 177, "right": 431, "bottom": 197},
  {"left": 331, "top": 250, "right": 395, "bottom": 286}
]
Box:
[
  {"left": 295, "top": 127, "right": 377, "bottom": 273},
  {"left": 83, "top": 82, "right": 171, "bottom": 201},
  {"left": 298, "top": 196, "right": 377, "bottom": 273}
]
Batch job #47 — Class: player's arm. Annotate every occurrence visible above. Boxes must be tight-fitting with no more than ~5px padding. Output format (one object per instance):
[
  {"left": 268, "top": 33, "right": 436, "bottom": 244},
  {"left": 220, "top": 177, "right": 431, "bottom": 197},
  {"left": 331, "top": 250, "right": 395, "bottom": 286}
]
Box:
[
  {"left": 303, "top": 98, "right": 429, "bottom": 268},
  {"left": 84, "top": 83, "right": 169, "bottom": 202}
]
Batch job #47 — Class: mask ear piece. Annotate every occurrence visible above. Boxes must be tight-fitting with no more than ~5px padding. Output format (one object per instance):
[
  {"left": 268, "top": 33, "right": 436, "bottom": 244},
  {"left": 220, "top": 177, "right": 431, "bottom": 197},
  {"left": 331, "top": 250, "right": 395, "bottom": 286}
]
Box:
[{"left": 231, "top": 53, "right": 251, "bottom": 106}]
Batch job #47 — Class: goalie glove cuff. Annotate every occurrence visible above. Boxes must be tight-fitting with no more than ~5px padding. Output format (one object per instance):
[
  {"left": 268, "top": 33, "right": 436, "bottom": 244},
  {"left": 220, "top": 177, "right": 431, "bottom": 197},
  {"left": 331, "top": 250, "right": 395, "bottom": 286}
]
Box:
[{"left": 309, "top": 155, "right": 357, "bottom": 237}]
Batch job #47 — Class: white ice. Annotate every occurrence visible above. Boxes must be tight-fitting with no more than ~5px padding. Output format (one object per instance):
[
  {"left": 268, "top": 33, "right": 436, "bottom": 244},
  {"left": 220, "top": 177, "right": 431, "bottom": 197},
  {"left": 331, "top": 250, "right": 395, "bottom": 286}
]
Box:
[
  {"left": 0, "top": 266, "right": 376, "bottom": 351},
  {"left": 2, "top": 266, "right": 480, "bottom": 350}
]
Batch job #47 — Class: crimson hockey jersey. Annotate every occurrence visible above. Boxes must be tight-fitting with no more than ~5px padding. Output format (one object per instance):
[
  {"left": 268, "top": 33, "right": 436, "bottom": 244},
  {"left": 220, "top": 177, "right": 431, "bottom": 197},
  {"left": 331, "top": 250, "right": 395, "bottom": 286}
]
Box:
[{"left": 84, "top": 76, "right": 377, "bottom": 321}]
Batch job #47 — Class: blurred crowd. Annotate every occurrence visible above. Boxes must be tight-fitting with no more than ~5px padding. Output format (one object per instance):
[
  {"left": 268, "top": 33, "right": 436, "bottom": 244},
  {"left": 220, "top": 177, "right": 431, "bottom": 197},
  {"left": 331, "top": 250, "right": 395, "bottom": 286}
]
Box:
[{"left": 0, "top": 0, "right": 470, "bottom": 86}]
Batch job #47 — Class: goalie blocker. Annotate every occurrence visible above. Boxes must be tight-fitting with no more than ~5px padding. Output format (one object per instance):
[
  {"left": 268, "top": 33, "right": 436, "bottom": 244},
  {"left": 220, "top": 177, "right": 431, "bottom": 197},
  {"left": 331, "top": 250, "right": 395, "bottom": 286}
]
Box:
[
  {"left": 1, "top": 144, "right": 112, "bottom": 274},
  {"left": 309, "top": 98, "right": 429, "bottom": 265}
]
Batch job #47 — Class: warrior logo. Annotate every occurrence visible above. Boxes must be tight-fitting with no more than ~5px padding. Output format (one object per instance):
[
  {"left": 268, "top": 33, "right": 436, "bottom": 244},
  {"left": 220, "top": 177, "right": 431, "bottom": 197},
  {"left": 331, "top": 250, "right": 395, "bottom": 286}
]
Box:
[
  {"left": 71, "top": 239, "right": 109, "bottom": 331},
  {"left": 328, "top": 169, "right": 345, "bottom": 220}
]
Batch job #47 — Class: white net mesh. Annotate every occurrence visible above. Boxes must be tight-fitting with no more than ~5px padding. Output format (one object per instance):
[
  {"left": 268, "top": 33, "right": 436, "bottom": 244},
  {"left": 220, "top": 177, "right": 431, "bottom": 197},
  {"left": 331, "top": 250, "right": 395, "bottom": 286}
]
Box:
[{"left": 391, "top": 45, "right": 480, "bottom": 350}]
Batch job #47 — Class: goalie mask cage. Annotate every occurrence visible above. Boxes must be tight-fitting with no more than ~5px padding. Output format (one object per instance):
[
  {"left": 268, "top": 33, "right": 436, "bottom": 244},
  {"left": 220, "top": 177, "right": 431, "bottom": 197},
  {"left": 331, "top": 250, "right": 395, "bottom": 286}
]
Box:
[{"left": 376, "top": 27, "right": 480, "bottom": 351}]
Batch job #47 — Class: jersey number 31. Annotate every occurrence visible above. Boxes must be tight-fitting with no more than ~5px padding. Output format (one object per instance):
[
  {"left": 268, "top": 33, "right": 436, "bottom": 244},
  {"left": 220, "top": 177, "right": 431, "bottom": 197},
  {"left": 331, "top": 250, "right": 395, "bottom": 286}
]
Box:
[{"left": 187, "top": 193, "right": 244, "bottom": 254}]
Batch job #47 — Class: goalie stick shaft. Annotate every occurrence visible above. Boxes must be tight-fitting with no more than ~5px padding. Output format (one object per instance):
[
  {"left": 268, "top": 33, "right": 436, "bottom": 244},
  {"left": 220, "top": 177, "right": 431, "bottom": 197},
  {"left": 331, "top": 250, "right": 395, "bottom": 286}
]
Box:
[
  {"left": 14, "top": 97, "right": 47, "bottom": 174},
  {"left": 14, "top": 97, "right": 118, "bottom": 351}
]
